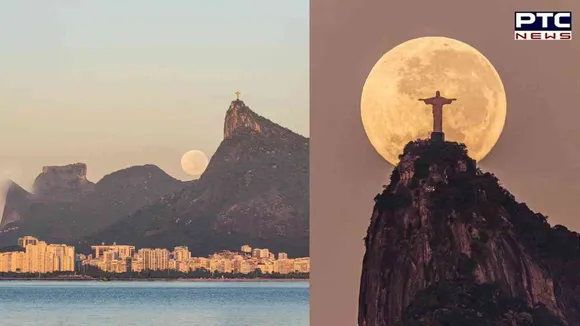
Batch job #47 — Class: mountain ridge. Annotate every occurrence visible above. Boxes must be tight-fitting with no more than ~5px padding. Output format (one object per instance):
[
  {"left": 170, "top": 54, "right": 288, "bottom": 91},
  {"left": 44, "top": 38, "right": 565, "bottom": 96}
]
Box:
[
  {"left": 32, "top": 163, "right": 95, "bottom": 202},
  {"left": 0, "top": 164, "right": 187, "bottom": 245}
]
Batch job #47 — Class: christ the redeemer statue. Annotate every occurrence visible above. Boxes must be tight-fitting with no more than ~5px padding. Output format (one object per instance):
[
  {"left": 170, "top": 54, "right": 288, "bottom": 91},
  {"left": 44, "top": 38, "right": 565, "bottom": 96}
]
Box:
[{"left": 418, "top": 90, "right": 456, "bottom": 141}]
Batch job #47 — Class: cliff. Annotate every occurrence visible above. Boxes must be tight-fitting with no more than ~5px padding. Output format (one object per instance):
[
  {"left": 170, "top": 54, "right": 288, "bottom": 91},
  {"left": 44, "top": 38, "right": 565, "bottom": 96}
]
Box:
[
  {"left": 224, "top": 100, "right": 301, "bottom": 141},
  {"left": 32, "top": 163, "right": 95, "bottom": 202},
  {"left": 358, "top": 140, "right": 580, "bottom": 326},
  {"left": 88, "top": 100, "right": 309, "bottom": 257},
  {"left": 0, "top": 181, "right": 31, "bottom": 229}
]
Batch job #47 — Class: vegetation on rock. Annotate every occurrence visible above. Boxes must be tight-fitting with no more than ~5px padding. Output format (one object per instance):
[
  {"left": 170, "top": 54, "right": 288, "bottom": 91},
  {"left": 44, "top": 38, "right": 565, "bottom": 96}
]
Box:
[{"left": 401, "top": 280, "right": 564, "bottom": 326}]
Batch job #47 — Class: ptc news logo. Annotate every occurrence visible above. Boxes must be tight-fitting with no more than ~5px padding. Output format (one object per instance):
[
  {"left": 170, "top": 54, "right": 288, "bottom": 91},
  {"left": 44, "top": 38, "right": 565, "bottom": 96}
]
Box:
[{"left": 514, "top": 12, "right": 572, "bottom": 40}]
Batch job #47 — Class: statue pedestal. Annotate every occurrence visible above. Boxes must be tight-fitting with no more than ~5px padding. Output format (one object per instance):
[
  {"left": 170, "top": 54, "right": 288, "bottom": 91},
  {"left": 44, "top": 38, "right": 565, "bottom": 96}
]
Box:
[{"left": 431, "top": 132, "right": 445, "bottom": 142}]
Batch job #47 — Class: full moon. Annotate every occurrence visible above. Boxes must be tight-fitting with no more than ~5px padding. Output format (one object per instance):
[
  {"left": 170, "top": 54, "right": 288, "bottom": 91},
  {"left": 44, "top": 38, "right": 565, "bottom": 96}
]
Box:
[
  {"left": 181, "top": 150, "right": 209, "bottom": 176},
  {"left": 361, "top": 36, "right": 507, "bottom": 165}
]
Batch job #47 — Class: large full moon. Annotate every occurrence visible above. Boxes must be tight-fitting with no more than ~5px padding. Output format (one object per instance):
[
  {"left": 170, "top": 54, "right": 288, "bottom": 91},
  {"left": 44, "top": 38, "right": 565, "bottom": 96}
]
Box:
[
  {"left": 181, "top": 150, "right": 209, "bottom": 176},
  {"left": 361, "top": 36, "right": 507, "bottom": 165}
]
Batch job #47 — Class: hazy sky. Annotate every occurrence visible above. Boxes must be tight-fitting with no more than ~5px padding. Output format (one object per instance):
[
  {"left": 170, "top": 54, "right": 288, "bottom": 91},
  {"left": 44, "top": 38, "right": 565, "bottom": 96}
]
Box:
[
  {"left": 0, "top": 0, "right": 309, "bottom": 190},
  {"left": 310, "top": 0, "right": 579, "bottom": 325}
]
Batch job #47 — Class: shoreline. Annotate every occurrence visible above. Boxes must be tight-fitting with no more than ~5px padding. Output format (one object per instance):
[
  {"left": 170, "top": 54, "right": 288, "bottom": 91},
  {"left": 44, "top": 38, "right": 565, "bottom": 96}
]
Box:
[{"left": 0, "top": 277, "right": 309, "bottom": 282}]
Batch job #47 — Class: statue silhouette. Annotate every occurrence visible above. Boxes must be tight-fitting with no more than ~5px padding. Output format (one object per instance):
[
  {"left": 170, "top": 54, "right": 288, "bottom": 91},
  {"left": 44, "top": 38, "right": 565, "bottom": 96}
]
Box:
[{"left": 418, "top": 90, "right": 456, "bottom": 134}]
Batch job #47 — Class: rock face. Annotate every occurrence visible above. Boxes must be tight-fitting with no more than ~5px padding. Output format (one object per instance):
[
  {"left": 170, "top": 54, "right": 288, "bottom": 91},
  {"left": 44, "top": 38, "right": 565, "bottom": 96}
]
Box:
[
  {"left": 223, "top": 100, "right": 287, "bottom": 139},
  {"left": 402, "top": 281, "right": 565, "bottom": 325},
  {"left": 0, "top": 182, "right": 31, "bottom": 230},
  {"left": 359, "top": 140, "right": 580, "bottom": 326},
  {"left": 88, "top": 100, "right": 309, "bottom": 257},
  {"left": 0, "top": 165, "right": 186, "bottom": 245},
  {"left": 224, "top": 100, "right": 262, "bottom": 139},
  {"left": 32, "top": 163, "right": 95, "bottom": 201}
]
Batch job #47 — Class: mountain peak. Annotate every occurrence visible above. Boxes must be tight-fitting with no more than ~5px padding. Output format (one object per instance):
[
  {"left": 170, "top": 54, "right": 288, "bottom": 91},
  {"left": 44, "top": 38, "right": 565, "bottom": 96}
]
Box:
[
  {"left": 223, "top": 100, "right": 263, "bottom": 139},
  {"left": 32, "top": 162, "right": 95, "bottom": 201},
  {"left": 87, "top": 101, "right": 309, "bottom": 257},
  {"left": 96, "top": 164, "right": 182, "bottom": 190},
  {"left": 0, "top": 180, "right": 31, "bottom": 230},
  {"left": 359, "top": 139, "right": 579, "bottom": 325},
  {"left": 391, "top": 140, "right": 476, "bottom": 192},
  {"left": 3, "top": 180, "right": 30, "bottom": 195},
  {"left": 223, "top": 100, "right": 307, "bottom": 146}
]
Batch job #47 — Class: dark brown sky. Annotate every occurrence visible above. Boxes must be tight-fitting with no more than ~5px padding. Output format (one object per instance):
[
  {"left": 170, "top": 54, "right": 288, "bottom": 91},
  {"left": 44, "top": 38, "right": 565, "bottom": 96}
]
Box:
[{"left": 310, "top": 0, "right": 580, "bottom": 324}]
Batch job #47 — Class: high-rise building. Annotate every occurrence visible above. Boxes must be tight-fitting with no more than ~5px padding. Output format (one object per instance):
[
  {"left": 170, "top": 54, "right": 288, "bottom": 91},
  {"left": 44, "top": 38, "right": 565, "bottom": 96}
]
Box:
[
  {"left": 256, "top": 262, "right": 274, "bottom": 274},
  {"left": 18, "top": 236, "right": 39, "bottom": 248},
  {"left": 277, "top": 259, "right": 294, "bottom": 274},
  {"left": 173, "top": 246, "right": 191, "bottom": 262},
  {"left": 91, "top": 244, "right": 135, "bottom": 260},
  {"left": 130, "top": 254, "right": 144, "bottom": 272},
  {"left": 189, "top": 257, "right": 210, "bottom": 271},
  {"left": 46, "top": 244, "right": 75, "bottom": 272},
  {"left": 293, "top": 257, "right": 310, "bottom": 273},
  {"left": 0, "top": 253, "right": 11, "bottom": 271},
  {"left": 139, "top": 248, "right": 170, "bottom": 271},
  {"left": 0, "top": 251, "right": 26, "bottom": 273},
  {"left": 213, "top": 259, "right": 233, "bottom": 273},
  {"left": 25, "top": 240, "right": 48, "bottom": 273},
  {"left": 75, "top": 254, "right": 85, "bottom": 272},
  {"left": 172, "top": 246, "right": 191, "bottom": 272},
  {"left": 1, "top": 237, "right": 75, "bottom": 273},
  {"left": 240, "top": 261, "right": 254, "bottom": 274},
  {"left": 251, "top": 248, "right": 270, "bottom": 258}
]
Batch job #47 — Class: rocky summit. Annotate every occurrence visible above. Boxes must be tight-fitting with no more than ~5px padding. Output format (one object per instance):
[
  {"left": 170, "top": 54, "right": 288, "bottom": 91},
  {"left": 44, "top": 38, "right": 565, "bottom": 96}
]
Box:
[
  {"left": 359, "top": 140, "right": 580, "bottom": 326},
  {"left": 85, "top": 100, "right": 309, "bottom": 257},
  {"left": 32, "top": 163, "right": 95, "bottom": 202}
]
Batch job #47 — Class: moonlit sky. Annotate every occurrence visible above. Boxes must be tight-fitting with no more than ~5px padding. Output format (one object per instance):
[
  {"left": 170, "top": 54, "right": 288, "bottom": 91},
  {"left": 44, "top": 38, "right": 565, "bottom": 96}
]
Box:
[
  {"left": 310, "top": 0, "right": 579, "bottom": 325},
  {"left": 0, "top": 0, "right": 309, "bottom": 191}
]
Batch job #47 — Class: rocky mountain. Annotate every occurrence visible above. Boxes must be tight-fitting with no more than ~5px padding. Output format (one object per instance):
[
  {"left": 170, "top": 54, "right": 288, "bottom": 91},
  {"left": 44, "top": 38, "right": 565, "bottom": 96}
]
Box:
[
  {"left": 0, "top": 164, "right": 187, "bottom": 246},
  {"left": 358, "top": 140, "right": 580, "bottom": 326},
  {"left": 1, "top": 163, "right": 97, "bottom": 232},
  {"left": 0, "top": 182, "right": 31, "bottom": 230},
  {"left": 32, "top": 163, "right": 95, "bottom": 202},
  {"left": 87, "top": 100, "right": 309, "bottom": 257}
]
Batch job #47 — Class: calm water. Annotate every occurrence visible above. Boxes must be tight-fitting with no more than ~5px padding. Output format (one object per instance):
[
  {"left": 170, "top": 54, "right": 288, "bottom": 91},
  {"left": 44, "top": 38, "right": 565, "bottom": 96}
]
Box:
[{"left": 0, "top": 281, "right": 309, "bottom": 326}]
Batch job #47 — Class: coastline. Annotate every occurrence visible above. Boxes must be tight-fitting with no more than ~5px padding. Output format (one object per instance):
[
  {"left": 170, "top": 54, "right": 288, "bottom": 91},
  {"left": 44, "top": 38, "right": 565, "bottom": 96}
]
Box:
[{"left": 0, "top": 277, "right": 309, "bottom": 282}]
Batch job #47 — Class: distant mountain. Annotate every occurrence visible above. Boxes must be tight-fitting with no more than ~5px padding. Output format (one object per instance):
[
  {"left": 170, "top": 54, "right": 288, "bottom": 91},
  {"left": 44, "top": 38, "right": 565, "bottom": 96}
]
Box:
[
  {"left": 359, "top": 140, "right": 580, "bottom": 326},
  {"left": 0, "top": 164, "right": 187, "bottom": 246},
  {"left": 32, "top": 163, "right": 95, "bottom": 202},
  {"left": 0, "top": 181, "right": 31, "bottom": 230},
  {"left": 87, "top": 100, "right": 309, "bottom": 257}
]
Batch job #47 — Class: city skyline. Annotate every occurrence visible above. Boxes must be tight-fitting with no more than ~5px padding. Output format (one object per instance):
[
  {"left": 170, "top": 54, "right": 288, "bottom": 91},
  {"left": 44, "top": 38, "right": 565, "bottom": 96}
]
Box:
[{"left": 0, "top": 236, "right": 310, "bottom": 276}]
